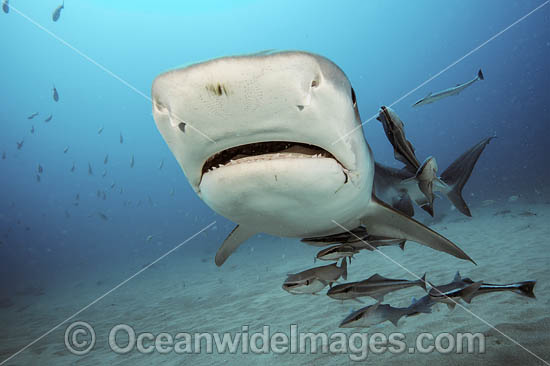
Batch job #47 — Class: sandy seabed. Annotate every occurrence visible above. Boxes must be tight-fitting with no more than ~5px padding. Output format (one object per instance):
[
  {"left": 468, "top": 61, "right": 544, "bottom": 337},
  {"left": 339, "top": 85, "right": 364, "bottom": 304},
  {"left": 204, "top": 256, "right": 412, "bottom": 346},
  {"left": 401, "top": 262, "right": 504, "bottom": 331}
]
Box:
[{"left": 1, "top": 198, "right": 549, "bottom": 365}]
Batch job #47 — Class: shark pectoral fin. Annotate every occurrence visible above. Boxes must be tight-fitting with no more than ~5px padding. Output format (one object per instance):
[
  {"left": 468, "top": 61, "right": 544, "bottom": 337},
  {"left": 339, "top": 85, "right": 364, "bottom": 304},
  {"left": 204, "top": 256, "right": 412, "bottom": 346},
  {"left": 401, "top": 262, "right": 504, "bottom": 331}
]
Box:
[
  {"left": 215, "top": 225, "right": 258, "bottom": 266},
  {"left": 462, "top": 281, "right": 483, "bottom": 304},
  {"left": 361, "top": 195, "right": 475, "bottom": 263}
]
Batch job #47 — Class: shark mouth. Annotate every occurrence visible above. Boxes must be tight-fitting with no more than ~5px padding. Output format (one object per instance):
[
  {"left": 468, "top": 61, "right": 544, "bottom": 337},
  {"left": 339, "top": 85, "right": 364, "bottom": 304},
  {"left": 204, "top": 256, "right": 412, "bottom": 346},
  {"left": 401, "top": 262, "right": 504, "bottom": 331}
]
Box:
[{"left": 201, "top": 141, "right": 342, "bottom": 176}]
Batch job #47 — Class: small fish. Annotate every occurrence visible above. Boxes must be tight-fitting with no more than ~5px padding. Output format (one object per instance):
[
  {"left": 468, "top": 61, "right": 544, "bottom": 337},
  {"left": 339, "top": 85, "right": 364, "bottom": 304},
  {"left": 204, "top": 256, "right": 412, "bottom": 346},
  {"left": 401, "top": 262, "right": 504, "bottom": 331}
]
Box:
[
  {"left": 328, "top": 273, "right": 427, "bottom": 302},
  {"left": 63, "top": 146, "right": 69, "bottom": 154},
  {"left": 36, "top": 174, "right": 41, "bottom": 182},
  {"left": 52, "top": 85, "right": 59, "bottom": 102},
  {"left": 70, "top": 162, "right": 76, "bottom": 172},
  {"left": 96, "top": 190, "right": 101, "bottom": 198},
  {"left": 339, "top": 296, "right": 434, "bottom": 328},
  {"left": 30, "top": 126, "right": 35, "bottom": 134},
  {"left": 102, "top": 191, "right": 107, "bottom": 200},
  {"left": 130, "top": 154, "right": 134, "bottom": 168},
  {"left": 110, "top": 182, "right": 115, "bottom": 189},
  {"left": 104, "top": 154, "right": 109, "bottom": 164},
  {"left": 88, "top": 162, "right": 93, "bottom": 175},
  {"left": 282, "top": 259, "right": 347, "bottom": 295},
  {"left": 98, "top": 212, "right": 109, "bottom": 221},
  {"left": 16, "top": 140, "right": 24, "bottom": 150},
  {"left": 44, "top": 114, "right": 53, "bottom": 123},
  {"left": 52, "top": 1, "right": 64, "bottom": 22},
  {"left": 428, "top": 272, "right": 483, "bottom": 310},
  {"left": 119, "top": 187, "right": 123, "bottom": 194},
  {"left": 37, "top": 164, "right": 43, "bottom": 174},
  {"left": 97, "top": 126, "right": 104, "bottom": 135},
  {"left": 146, "top": 235, "right": 153, "bottom": 241},
  {"left": 27, "top": 112, "right": 39, "bottom": 120},
  {"left": 2, "top": 0, "right": 9, "bottom": 14},
  {"left": 316, "top": 244, "right": 359, "bottom": 263},
  {"left": 159, "top": 159, "right": 164, "bottom": 170},
  {"left": 413, "top": 69, "right": 484, "bottom": 107},
  {"left": 119, "top": 133, "right": 124, "bottom": 144},
  {"left": 1, "top": 151, "right": 5, "bottom": 159},
  {"left": 75, "top": 193, "right": 80, "bottom": 201},
  {"left": 102, "top": 169, "right": 107, "bottom": 178},
  {"left": 481, "top": 199, "right": 496, "bottom": 207}
]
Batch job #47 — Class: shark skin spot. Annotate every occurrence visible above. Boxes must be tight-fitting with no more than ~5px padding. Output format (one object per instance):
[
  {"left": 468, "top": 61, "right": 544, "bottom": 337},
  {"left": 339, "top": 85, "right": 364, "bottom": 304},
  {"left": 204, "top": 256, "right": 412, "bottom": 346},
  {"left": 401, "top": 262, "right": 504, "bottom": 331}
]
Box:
[{"left": 178, "top": 122, "right": 186, "bottom": 133}]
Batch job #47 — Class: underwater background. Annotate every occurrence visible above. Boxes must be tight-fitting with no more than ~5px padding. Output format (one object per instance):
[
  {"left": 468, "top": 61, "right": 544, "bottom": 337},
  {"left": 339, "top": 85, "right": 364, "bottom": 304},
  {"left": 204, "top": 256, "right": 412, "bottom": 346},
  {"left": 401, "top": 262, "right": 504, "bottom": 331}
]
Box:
[{"left": 1, "top": 1, "right": 549, "bottom": 365}]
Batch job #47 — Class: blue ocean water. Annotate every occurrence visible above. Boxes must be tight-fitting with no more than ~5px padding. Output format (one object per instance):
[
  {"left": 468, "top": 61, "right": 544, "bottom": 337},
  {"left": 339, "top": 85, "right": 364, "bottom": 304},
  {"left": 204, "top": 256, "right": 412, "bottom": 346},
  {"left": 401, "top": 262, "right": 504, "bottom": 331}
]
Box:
[{"left": 0, "top": 1, "right": 549, "bottom": 364}]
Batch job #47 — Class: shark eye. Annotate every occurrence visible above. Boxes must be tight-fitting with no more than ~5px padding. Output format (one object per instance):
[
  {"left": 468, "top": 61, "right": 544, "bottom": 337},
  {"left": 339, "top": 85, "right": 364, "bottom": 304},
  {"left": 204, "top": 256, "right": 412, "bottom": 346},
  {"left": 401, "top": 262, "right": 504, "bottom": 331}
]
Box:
[{"left": 351, "top": 87, "right": 357, "bottom": 108}]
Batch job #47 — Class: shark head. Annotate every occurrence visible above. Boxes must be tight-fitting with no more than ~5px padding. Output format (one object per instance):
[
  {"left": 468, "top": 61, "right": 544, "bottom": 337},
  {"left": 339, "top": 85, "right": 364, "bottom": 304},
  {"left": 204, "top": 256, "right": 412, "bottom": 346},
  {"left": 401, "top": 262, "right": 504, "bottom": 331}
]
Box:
[
  {"left": 152, "top": 50, "right": 474, "bottom": 266},
  {"left": 151, "top": 51, "right": 373, "bottom": 237}
]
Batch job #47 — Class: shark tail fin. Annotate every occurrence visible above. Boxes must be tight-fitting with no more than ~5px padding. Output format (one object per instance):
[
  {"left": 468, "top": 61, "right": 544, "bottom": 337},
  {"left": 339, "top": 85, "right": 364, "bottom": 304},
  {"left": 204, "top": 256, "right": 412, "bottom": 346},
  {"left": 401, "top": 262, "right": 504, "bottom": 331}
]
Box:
[
  {"left": 515, "top": 281, "right": 536, "bottom": 299},
  {"left": 477, "top": 69, "right": 484, "bottom": 80},
  {"left": 440, "top": 136, "right": 495, "bottom": 217},
  {"left": 340, "top": 258, "right": 348, "bottom": 280},
  {"left": 215, "top": 225, "right": 258, "bottom": 266},
  {"left": 362, "top": 195, "right": 475, "bottom": 263}
]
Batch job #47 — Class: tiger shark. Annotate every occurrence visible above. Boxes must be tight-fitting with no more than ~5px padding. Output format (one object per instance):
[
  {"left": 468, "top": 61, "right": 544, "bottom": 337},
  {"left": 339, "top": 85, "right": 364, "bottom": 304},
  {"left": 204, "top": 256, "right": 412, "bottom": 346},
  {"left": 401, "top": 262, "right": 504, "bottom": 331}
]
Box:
[{"left": 151, "top": 51, "right": 473, "bottom": 266}]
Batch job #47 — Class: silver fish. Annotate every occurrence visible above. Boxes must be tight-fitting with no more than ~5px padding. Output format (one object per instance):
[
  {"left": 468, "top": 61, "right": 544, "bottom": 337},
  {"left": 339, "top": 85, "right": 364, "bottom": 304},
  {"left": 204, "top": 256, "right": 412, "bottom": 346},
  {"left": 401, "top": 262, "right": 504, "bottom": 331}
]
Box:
[
  {"left": 97, "top": 126, "right": 104, "bottom": 135},
  {"left": 45, "top": 114, "right": 53, "bottom": 122},
  {"left": 30, "top": 126, "right": 35, "bottom": 134},
  {"left": 2, "top": 0, "right": 9, "bottom": 14},
  {"left": 339, "top": 296, "right": 433, "bottom": 328},
  {"left": 63, "top": 146, "right": 69, "bottom": 153},
  {"left": 412, "top": 69, "right": 484, "bottom": 107},
  {"left": 16, "top": 140, "right": 24, "bottom": 150},
  {"left": 104, "top": 154, "right": 109, "bottom": 164},
  {"left": 88, "top": 162, "right": 93, "bottom": 175},
  {"left": 27, "top": 112, "right": 38, "bottom": 120},
  {"left": 119, "top": 133, "right": 124, "bottom": 144},
  {"left": 328, "top": 273, "right": 427, "bottom": 302},
  {"left": 70, "top": 162, "right": 75, "bottom": 172},
  {"left": 37, "top": 164, "right": 43, "bottom": 174},
  {"left": 316, "top": 244, "right": 359, "bottom": 262},
  {"left": 130, "top": 154, "right": 134, "bottom": 168},
  {"left": 282, "top": 259, "right": 347, "bottom": 295}
]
